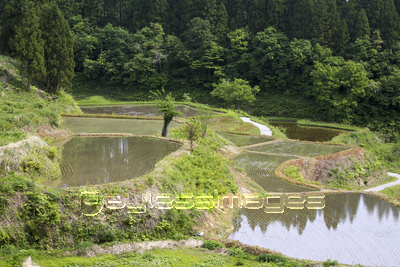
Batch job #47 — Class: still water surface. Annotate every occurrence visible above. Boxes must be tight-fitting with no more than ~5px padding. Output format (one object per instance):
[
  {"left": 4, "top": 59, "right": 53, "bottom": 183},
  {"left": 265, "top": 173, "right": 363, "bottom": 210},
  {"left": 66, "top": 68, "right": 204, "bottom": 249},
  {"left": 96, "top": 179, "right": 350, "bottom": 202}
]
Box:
[
  {"left": 81, "top": 105, "right": 221, "bottom": 117},
  {"left": 248, "top": 140, "right": 350, "bottom": 157},
  {"left": 269, "top": 121, "right": 346, "bottom": 142},
  {"left": 62, "top": 116, "right": 180, "bottom": 135},
  {"left": 229, "top": 193, "right": 400, "bottom": 267},
  {"left": 217, "top": 132, "right": 275, "bottom": 147},
  {"left": 46, "top": 137, "right": 180, "bottom": 188}
]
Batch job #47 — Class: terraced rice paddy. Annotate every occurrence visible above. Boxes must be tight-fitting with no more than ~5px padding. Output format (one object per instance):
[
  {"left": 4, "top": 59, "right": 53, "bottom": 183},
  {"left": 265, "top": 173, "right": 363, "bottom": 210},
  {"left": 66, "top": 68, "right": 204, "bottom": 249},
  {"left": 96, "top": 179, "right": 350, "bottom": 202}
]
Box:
[
  {"left": 247, "top": 140, "right": 350, "bottom": 157},
  {"left": 62, "top": 117, "right": 180, "bottom": 135},
  {"left": 231, "top": 152, "right": 315, "bottom": 192},
  {"left": 45, "top": 137, "right": 180, "bottom": 188},
  {"left": 81, "top": 105, "right": 221, "bottom": 117},
  {"left": 269, "top": 121, "right": 346, "bottom": 142},
  {"left": 229, "top": 193, "right": 400, "bottom": 267},
  {"left": 217, "top": 132, "right": 275, "bottom": 147}
]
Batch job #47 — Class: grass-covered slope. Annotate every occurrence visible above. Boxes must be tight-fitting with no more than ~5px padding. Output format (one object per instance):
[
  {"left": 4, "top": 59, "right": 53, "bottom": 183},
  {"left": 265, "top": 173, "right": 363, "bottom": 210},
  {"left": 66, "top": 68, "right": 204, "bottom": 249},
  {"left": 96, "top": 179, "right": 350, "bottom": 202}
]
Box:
[{"left": 0, "top": 55, "right": 81, "bottom": 183}]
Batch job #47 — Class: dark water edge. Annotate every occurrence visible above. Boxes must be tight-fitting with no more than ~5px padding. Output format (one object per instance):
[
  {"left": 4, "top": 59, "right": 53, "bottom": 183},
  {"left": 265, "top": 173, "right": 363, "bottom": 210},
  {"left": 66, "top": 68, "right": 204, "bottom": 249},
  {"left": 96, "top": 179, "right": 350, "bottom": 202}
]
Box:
[{"left": 269, "top": 121, "right": 345, "bottom": 142}]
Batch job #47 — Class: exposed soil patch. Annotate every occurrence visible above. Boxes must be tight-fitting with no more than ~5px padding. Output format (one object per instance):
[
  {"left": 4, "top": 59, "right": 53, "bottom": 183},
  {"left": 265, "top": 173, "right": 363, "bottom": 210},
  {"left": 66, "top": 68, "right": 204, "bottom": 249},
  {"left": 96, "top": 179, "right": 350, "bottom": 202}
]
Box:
[{"left": 277, "top": 147, "right": 389, "bottom": 189}]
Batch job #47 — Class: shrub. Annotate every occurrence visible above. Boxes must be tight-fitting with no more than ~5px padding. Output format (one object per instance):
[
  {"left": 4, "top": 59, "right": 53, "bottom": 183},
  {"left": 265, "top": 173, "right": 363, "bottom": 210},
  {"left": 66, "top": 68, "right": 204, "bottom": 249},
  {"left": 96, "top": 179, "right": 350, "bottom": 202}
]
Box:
[
  {"left": 47, "top": 146, "right": 58, "bottom": 160},
  {"left": 203, "top": 240, "right": 225, "bottom": 250},
  {"left": 257, "top": 253, "right": 288, "bottom": 263},
  {"left": 323, "top": 259, "right": 339, "bottom": 267}
]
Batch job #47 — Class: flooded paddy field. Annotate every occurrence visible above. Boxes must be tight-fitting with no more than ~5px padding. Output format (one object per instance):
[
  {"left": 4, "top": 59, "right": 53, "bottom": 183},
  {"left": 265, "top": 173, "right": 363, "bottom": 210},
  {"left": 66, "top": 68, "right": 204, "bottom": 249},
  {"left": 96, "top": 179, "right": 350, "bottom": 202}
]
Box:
[
  {"left": 62, "top": 116, "right": 180, "bottom": 135},
  {"left": 217, "top": 132, "right": 275, "bottom": 147},
  {"left": 247, "top": 140, "right": 350, "bottom": 157},
  {"left": 46, "top": 137, "right": 180, "bottom": 188},
  {"left": 231, "top": 152, "right": 315, "bottom": 192},
  {"left": 269, "top": 121, "right": 346, "bottom": 142},
  {"left": 229, "top": 193, "right": 400, "bottom": 267},
  {"left": 80, "top": 105, "right": 222, "bottom": 117}
]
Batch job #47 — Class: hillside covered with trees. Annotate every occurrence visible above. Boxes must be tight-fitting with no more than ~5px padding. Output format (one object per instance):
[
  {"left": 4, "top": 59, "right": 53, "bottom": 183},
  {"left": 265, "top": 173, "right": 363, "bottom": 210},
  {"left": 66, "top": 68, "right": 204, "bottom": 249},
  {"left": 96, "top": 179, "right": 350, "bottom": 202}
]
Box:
[{"left": 2, "top": 0, "right": 400, "bottom": 139}]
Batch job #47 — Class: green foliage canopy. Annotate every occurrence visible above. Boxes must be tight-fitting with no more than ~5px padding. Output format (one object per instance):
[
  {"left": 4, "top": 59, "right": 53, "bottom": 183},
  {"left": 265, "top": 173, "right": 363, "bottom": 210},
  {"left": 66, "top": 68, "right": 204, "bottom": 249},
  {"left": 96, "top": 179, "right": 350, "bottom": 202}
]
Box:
[{"left": 211, "top": 78, "right": 260, "bottom": 114}]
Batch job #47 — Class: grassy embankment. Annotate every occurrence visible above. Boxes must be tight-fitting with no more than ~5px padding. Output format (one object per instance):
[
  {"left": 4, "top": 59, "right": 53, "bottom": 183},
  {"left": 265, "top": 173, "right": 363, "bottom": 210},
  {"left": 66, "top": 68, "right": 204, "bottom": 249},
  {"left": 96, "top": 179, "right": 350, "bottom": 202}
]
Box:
[{"left": 270, "top": 117, "right": 400, "bottom": 192}]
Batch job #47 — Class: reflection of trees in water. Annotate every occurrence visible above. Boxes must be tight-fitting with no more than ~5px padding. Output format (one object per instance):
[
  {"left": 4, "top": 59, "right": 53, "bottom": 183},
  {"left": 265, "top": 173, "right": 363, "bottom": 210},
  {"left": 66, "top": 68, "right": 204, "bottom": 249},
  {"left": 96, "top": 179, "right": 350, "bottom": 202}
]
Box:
[
  {"left": 232, "top": 193, "right": 400, "bottom": 235},
  {"left": 234, "top": 206, "right": 318, "bottom": 235},
  {"left": 362, "top": 193, "right": 400, "bottom": 221},
  {"left": 59, "top": 137, "right": 180, "bottom": 186}
]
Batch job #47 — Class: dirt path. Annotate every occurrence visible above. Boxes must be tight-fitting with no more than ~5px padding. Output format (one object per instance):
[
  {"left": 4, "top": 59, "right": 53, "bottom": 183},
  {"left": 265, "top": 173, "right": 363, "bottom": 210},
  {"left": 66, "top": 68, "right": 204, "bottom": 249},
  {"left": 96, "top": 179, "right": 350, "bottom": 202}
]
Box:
[
  {"left": 240, "top": 117, "right": 272, "bottom": 136},
  {"left": 365, "top": 172, "right": 400, "bottom": 192}
]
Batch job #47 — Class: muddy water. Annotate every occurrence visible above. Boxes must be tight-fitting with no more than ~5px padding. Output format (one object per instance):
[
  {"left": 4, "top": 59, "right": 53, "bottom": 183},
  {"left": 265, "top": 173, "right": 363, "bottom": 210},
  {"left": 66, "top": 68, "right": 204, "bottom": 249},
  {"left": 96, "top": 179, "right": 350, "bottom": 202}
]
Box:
[
  {"left": 229, "top": 193, "right": 400, "bottom": 266},
  {"left": 45, "top": 137, "right": 180, "bottom": 188},
  {"left": 269, "top": 121, "right": 346, "bottom": 142},
  {"left": 217, "top": 132, "right": 275, "bottom": 147},
  {"left": 248, "top": 140, "right": 350, "bottom": 157},
  {"left": 81, "top": 105, "right": 221, "bottom": 117},
  {"left": 231, "top": 152, "right": 315, "bottom": 192},
  {"left": 62, "top": 117, "right": 180, "bottom": 135}
]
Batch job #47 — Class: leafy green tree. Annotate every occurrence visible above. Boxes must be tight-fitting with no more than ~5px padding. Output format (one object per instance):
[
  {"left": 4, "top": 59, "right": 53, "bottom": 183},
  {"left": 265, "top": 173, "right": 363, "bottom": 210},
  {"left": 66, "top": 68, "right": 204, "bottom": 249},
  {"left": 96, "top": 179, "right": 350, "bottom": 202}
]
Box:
[
  {"left": 124, "top": 23, "right": 168, "bottom": 90},
  {"left": 0, "top": 0, "right": 24, "bottom": 54},
  {"left": 248, "top": 0, "right": 268, "bottom": 33},
  {"left": 267, "top": 0, "right": 287, "bottom": 32},
  {"left": 151, "top": 88, "right": 182, "bottom": 137},
  {"left": 41, "top": 1, "right": 75, "bottom": 93},
  {"left": 214, "top": 2, "right": 228, "bottom": 41},
  {"left": 11, "top": 1, "right": 46, "bottom": 91},
  {"left": 183, "top": 17, "right": 223, "bottom": 88},
  {"left": 362, "top": 0, "right": 399, "bottom": 48},
  {"left": 250, "top": 27, "right": 288, "bottom": 89},
  {"left": 211, "top": 78, "right": 260, "bottom": 114},
  {"left": 311, "top": 61, "right": 370, "bottom": 123},
  {"left": 225, "top": 28, "right": 252, "bottom": 80}
]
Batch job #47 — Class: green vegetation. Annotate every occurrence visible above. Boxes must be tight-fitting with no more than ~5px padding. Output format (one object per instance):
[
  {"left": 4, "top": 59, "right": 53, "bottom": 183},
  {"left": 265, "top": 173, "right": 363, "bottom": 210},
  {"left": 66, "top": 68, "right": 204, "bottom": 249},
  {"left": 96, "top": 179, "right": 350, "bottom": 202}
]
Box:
[
  {"left": 331, "top": 129, "right": 400, "bottom": 172},
  {"left": 211, "top": 78, "right": 260, "bottom": 114},
  {"left": 0, "top": 246, "right": 324, "bottom": 267},
  {"left": 5, "top": 0, "right": 74, "bottom": 92},
  {"left": 381, "top": 184, "right": 400, "bottom": 202},
  {"left": 0, "top": 55, "right": 80, "bottom": 147},
  {"left": 297, "top": 119, "right": 360, "bottom": 131},
  {"left": 203, "top": 240, "right": 225, "bottom": 250},
  {"left": 166, "top": 129, "right": 237, "bottom": 195},
  {"left": 284, "top": 166, "right": 306, "bottom": 183},
  {"left": 151, "top": 89, "right": 182, "bottom": 137}
]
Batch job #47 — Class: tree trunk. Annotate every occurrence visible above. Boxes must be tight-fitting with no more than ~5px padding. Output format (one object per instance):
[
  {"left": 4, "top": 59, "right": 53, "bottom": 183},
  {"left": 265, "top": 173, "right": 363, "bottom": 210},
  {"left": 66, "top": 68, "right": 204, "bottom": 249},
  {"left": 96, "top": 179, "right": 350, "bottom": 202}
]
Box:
[
  {"left": 26, "top": 65, "right": 31, "bottom": 91},
  {"left": 162, "top": 120, "right": 170, "bottom": 137},
  {"left": 237, "top": 101, "right": 241, "bottom": 114}
]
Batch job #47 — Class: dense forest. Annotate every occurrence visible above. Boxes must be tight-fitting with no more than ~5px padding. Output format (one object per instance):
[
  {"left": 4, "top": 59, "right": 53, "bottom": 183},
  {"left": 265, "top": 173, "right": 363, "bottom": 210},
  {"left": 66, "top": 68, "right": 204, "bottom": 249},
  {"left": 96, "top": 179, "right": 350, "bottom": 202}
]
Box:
[{"left": 1, "top": 0, "right": 400, "bottom": 138}]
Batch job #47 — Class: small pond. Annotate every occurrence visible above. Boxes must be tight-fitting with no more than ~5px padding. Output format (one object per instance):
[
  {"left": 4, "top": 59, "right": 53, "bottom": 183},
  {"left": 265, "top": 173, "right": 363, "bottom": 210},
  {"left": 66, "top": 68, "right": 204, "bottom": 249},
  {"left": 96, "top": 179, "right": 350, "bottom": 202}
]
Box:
[
  {"left": 269, "top": 121, "right": 346, "bottom": 142},
  {"left": 248, "top": 140, "right": 351, "bottom": 157},
  {"left": 217, "top": 132, "right": 275, "bottom": 147},
  {"left": 229, "top": 193, "right": 400, "bottom": 267},
  {"left": 231, "top": 152, "right": 315, "bottom": 192},
  {"left": 62, "top": 117, "right": 180, "bottom": 135},
  {"left": 45, "top": 137, "right": 181, "bottom": 188},
  {"left": 80, "top": 105, "right": 221, "bottom": 117}
]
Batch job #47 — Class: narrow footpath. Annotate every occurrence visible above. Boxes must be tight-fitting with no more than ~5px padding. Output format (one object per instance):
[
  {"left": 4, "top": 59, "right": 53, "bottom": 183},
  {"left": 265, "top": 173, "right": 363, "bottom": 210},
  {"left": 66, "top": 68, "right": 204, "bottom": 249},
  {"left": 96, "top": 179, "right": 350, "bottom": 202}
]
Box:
[
  {"left": 240, "top": 117, "right": 272, "bottom": 136},
  {"left": 365, "top": 172, "right": 400, "bottom": 192},
  {"left": 241, "top": 117, "right": 400, "bottom": 192}
]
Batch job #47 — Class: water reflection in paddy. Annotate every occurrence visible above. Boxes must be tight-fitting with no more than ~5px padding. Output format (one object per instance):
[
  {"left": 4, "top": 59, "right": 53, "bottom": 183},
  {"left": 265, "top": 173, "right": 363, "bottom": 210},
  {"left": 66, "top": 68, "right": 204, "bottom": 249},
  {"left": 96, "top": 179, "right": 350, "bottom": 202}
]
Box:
[
  {"left": 248, "top": 140, "right": 350, "bottom": 157},
  {"left": 231, "top": 152, "right": 315, "bottom": 192},
  {"left": 217, "top": 132, "right": 275, "bottom": 147},
  {"left": 81, "top": 105, "right": 221, "bottom": 117},
  {"left": 62, "top": 117, "right": 180, "bottom": 135},
  {"left": 46, "top": 137, "right": 180, "bottom": 188},
  {"left": 229, "top": 193, "right": 400, "bottom": 267},
  {"left": 269, "top": 121, "right": 346, "bottom": 142}
]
